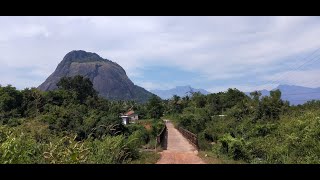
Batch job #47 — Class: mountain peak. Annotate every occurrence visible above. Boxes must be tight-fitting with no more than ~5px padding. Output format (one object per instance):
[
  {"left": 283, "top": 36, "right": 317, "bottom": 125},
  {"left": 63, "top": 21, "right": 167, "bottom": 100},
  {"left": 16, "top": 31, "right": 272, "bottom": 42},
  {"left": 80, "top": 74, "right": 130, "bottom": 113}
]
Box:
[
  {"left": 276, "top": 84, "right": 295, "bottom": 88},
  {"left": 38, "top": 50, "right": 154, "bottom": 103},
  {"left": 150, "top": 85, "right": 210, "bottom": 99},
  {"left": 274, "top": 84, "right": 316, "bottom": 92},
  {"left": 176, "top": 85, "right": 192, "bottom": 89},
  {"left": 63, "top": 50, "right": 104, "bottom": 63},
  {"left": 246, "top": 84, "right": 320, "bottom": 105}
]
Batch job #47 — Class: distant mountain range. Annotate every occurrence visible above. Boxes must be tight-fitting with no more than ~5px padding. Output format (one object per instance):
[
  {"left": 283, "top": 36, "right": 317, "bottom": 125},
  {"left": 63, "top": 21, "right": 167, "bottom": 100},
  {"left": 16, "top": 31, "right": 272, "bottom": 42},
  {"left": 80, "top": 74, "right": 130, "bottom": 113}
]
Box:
[
  {"left": 150, "top": 85, "right": 210, "bottom": 99},
  {"left": 151, "top": 84, "right": 320, "bottom": 105},
  {"left": 245, "top": 84, "right": 320, "bottom": 105}
]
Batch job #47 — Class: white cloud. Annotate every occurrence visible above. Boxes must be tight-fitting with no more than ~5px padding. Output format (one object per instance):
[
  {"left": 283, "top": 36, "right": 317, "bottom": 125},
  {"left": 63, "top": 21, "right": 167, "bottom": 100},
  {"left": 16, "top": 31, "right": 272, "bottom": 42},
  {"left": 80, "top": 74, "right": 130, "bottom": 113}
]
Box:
[
  {"left": 135, "top": 81, "right": 175, "bottom": 91},
  {"left": 135, "top": 82, "right": 158, "bottom": 91},
  {"left": 1, "top": 16, "right": 320, "bottom": 90}
]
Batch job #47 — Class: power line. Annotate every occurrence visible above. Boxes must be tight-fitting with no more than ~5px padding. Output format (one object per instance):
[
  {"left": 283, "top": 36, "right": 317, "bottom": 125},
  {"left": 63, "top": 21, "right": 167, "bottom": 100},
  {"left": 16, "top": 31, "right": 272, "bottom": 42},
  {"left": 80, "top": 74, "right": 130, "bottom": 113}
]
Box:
[
  {"left": 281, "top": 91, "right": 320, "bottom": 96},
  {"left": 307, "top": 79, "right": 320, "bottom": 88},
  {"left": 269, "top": 53, "right": 319, "bottom": 84},
  {"left": 250, "top": 47, "right": 320, "bottom": 90},
  {"left": 267, "top": 51, "right": 320, "bottom": 86}
]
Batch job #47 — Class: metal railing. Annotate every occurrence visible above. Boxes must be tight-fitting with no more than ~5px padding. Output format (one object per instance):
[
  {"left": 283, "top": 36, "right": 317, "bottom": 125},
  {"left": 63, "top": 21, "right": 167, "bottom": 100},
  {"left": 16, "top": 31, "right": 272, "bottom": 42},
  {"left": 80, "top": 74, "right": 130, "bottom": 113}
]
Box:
[
  {"left": 178, "top": 127, "right": 198, "bottom": 149},
  {"left": 156, "top": 125, "right": 167, "bottom": 150}
]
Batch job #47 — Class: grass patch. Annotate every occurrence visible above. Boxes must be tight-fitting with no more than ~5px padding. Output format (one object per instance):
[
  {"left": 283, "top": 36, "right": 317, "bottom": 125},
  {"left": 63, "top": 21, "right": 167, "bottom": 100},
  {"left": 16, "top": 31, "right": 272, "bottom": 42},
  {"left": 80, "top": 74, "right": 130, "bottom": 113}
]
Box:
[
  {"left": 130, "top": 151, "right": 161, "bottom": 164},
  {"left": 198, "top": 151, "right": 246, "bottom": 164}
]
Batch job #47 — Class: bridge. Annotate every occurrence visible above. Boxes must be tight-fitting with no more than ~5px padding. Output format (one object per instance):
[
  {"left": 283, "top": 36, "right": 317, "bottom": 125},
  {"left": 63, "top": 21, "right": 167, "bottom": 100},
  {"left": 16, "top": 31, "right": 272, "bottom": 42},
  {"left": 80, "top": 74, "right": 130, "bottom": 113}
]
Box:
[{"left": 156, "top": 120, "right": 205, "bottom": 164}]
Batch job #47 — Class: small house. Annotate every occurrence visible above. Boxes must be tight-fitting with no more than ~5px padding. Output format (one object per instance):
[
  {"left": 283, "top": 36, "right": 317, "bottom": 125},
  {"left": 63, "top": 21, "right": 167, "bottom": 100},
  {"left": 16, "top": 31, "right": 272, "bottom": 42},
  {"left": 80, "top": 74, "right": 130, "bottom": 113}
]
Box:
[{"left": 120, "top": 110, "right": 139, "bottom": 125}]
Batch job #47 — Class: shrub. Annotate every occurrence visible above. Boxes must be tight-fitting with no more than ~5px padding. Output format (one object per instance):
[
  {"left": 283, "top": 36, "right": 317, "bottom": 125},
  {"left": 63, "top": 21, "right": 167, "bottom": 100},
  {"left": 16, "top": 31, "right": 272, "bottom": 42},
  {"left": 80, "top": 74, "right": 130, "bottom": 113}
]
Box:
[
  {"left": 43, "top": 135, "right": 89, "bottom": 164},
  {"left": 126, "top": 124, "right": 149, "bottom": 145},
  {"left": 87, "top": 135, "right": 138, "bottom": 164},
  {"left": 197, "top": 131, "right": 212, "bottom": 150},
  {"left": 219, "top": 134, "right": 248, "bottom": 160},
  {"left": 0, "top": 126, "right": 42, "bottom": 164}
]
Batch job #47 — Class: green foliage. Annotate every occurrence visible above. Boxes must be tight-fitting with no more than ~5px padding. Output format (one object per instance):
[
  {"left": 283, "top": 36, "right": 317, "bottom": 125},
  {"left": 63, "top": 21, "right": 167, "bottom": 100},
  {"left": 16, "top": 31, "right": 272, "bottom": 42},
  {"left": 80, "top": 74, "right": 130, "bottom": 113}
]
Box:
[
  {"left": 226, "top": 98, "right": 251, "bottom": 122},
  {"left": 126, "top": 123, "right": 149, "bottom": 145},
  {"left": 0, "top": 78, "right": 163, "bottom": 164},
  {"left": 197, "top": 131, "right": 212, "bottom": 150},
  {"left": 2, "top": 78, "right": 320, "bottom": 164},
  {"left": 146, "top": 95, "right": 164, "bottom": 119},
  {"left": 43, "top": 135, "right": 89, "bottom": 164},
  {"left": 0, "top": 85, "right": 23, "bottom": 120},
  {"left": 164, "top": 95, "right": 183, "bottom": 114},
  {"left": 219, "top": 134, "right": 248, "bottom": 160},
  {"left": 163, "top": 87, "right": 320, "bottom": 164},
  {"left": 254, "top": 89, "right": 286, "bottom": 121},
  {"left": 150, "top": 119, "right": 165, "bottom": 137},
  {"left": 191, "top": 92, "right": 206, "bottom": 108},
  {"left": 87, "top": 134, "right": 139, "bottom": 164},
  {"left": 0, "top": 126, "right": 42, "bottom": 164},
  {"left": 21, "top": 88, "right": 45, "bottom": 117},
  {"left": 56, "top": 75, "right": 98, "bottom": 103}
]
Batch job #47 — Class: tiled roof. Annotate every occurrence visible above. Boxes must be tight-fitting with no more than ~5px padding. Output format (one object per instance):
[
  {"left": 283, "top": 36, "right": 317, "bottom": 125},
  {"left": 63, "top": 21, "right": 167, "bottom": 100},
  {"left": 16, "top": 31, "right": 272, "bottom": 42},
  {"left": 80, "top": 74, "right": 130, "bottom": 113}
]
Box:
[{"left": 125, "top": 110, "right": 135, "bottom": 116}]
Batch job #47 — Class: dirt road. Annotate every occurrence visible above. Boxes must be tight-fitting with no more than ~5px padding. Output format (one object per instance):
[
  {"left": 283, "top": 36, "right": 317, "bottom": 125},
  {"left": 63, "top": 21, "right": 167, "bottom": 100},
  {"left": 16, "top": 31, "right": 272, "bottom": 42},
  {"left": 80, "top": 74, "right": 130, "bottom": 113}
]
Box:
[{"left": 156, "top": 120, "right": 205, "bottom": 164}]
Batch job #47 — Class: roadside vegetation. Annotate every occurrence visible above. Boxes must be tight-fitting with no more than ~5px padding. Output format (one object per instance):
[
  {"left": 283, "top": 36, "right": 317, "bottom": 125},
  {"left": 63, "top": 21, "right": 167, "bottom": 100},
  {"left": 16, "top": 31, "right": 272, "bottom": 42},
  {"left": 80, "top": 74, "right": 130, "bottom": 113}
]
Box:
[{"left": 163, "top": 90, "right": 320, "bottom": 164}]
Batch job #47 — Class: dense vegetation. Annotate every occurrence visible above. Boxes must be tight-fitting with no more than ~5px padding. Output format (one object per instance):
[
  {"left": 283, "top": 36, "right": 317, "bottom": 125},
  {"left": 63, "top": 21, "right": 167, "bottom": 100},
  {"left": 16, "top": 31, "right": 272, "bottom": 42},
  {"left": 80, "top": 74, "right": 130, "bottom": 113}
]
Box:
[
  {"left": 0, "top": 75, "right": 164, "bottom": 164},
  {"left": 164, "top": 89, "right": 320, "bottom": 164},
  {"left": 2, "top": 74, "right": 319, "bottom": 164}
]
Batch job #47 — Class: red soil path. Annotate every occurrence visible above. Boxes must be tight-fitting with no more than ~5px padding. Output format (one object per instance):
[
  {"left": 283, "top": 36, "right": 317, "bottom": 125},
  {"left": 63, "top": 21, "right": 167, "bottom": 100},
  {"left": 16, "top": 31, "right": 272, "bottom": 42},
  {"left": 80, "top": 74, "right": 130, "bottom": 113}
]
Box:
[{"left": 156, "top": 121, "right": 205, "bottom": 164}]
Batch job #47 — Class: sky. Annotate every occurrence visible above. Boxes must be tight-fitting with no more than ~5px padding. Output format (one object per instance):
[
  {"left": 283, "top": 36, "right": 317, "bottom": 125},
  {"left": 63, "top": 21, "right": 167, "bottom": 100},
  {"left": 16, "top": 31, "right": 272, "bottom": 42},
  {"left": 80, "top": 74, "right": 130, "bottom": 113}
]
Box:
[{"left": 1, "top": 16, "right": 320, "bottom": 93}]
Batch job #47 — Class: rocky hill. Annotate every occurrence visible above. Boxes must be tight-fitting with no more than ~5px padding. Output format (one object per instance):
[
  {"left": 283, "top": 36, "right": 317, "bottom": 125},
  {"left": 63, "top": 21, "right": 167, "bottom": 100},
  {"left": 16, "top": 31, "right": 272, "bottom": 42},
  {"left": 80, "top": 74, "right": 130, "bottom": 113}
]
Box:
[{"left": 38, "top": 50, "right": 154, "bottom": 103}]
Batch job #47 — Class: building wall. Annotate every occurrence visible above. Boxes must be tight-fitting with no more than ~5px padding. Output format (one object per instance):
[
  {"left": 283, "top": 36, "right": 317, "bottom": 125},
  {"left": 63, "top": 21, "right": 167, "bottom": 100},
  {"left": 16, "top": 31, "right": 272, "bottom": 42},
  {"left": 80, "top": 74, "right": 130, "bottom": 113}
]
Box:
[
  {"left": 130, "top": 114, "right": 139, "bottom": 121},
  {"left": 122, "top": 117, "right": 129, "bottom": 125}
]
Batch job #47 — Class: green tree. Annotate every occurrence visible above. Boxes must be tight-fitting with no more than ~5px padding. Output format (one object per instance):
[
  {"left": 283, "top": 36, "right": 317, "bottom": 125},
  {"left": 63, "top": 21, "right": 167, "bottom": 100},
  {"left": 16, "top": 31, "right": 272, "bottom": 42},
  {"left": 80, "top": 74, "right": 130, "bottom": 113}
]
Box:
[
  {"left": 147, "top": 95, "right": 164, "bottom": 119},
  {"left": 250, "top": 91, "right": 262, "bottom": 102},
  {"left": 56, "top": 75, "right": 98, "bottom": 103},
  {"left": 21, "top": 88, "right": 45, "bottom": 117},
  {"left": 166, "top": 95, "right": 183, "bottom": 114},
  {"left": 0, "top": 85, "right": 23, "bottom": 120},
  {"left": 254, "top": 89, "right": 284, "bottom": 121},
  {"left": 191, "top": 92, "right": 206, "bottom": 108}
]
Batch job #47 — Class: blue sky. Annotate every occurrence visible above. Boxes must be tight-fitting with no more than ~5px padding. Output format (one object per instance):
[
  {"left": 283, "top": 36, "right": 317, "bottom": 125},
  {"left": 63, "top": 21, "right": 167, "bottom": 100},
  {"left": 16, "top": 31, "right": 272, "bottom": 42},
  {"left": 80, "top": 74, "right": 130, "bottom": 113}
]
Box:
[{"left": 1, "top": 16, "right": 320, "bottom": 93}]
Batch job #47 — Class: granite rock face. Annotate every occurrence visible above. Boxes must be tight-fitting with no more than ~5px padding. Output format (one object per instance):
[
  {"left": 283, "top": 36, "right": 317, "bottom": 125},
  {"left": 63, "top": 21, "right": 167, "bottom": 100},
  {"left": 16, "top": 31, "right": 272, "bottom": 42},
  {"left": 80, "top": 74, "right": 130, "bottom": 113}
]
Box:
[{"left": 38, "top": 50, "right": 154, "bottom": 103}]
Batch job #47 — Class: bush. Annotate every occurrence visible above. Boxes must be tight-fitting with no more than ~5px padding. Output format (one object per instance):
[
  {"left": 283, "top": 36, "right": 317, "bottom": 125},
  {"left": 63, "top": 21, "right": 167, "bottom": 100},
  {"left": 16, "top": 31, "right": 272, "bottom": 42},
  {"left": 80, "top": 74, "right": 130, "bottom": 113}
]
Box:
[
  {"left": 151, "top": 119, "right": 165, "bottom": 137},
  {"left": 126, "top": 124, "right": 149, "bottom": 145},
  {"left": 87, "top": 135, "right": 139, "bottom": 164},
  {"left": 197, "top": 131, "right": 212, "bottom": 150},
  {"left": 219, "top": 134, "right": 248, "bottom": 160},
  {"left": 43, "top": 135, "right": 89, "bottom": 164},
  {"left": 0, "top": 126, "right": 43, "bottom": 164}
]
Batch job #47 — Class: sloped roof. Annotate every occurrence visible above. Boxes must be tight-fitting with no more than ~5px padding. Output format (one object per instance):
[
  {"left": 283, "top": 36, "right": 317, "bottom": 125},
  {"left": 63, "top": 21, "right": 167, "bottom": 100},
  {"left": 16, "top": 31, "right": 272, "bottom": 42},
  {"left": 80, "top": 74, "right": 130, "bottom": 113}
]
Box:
[{"left": 125, "top": 110, "right": 135, "bottom": 116}]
